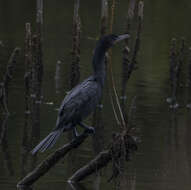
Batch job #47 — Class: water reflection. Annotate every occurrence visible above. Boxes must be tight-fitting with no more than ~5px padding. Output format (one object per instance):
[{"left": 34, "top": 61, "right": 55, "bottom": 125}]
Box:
[
  {"left": 1, "top": 0, "right": 191, "bottom": 190},
  {"left": 162, "top": 110, "right": 191, "bottom": 190},
  {"left": 55, "top": 60, "right": 63, "bottom": 94},
  {"left": 0, "top": 114, "right": 14, "bottom": 176}
]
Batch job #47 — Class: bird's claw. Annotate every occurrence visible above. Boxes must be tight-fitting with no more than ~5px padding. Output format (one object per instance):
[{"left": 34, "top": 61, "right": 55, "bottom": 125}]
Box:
[{"left": 86, "top": 127, "right": 95, "bottom": 134}]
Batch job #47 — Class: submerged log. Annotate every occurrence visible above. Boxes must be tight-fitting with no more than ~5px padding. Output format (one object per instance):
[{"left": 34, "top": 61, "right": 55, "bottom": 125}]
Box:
[{"left": 17, "top": 130, "right": 90, "bottom": 189}]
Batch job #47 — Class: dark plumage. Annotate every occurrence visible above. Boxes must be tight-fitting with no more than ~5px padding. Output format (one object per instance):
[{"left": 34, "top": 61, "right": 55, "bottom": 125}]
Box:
[{"left": 31, "top": 34, "right": 130, "bottom": 154}]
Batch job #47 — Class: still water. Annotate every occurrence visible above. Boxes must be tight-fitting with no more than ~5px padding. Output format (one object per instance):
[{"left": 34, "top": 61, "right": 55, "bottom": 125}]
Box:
[{"left": 1, "top": 0, "right": 191, "bottom": 190}]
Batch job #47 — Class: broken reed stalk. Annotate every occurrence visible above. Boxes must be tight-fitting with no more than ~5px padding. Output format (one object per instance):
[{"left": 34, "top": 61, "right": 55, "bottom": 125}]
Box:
[
  {"left": 121, "top": 0, "right": 144, "bottom": 121},
  {"left": 100, "top": 0, "right": 108, "bottom": 36},
  {"left": 24, "top": 23, "right": 32, "bottom": 114},
  {"left": 70, "top": 0, "right": 81, "bottom": 88},
  {"left": 29, "top": 35, "right": 41, "bottom": 169},
  {"left": 0, "top": 47, "right": 20, "bottom": 114},
  {"left": 17, "top": 130, "right": 90, "bottom": 189},
  {"left": 120, "top": 0, "right": 136, "bottom": 111},
  {"left": 68, "top": 132, "right": 137, "bottom": 183},
  {"left": 128, "top": 0, "right": 144, "bottom": 80}
]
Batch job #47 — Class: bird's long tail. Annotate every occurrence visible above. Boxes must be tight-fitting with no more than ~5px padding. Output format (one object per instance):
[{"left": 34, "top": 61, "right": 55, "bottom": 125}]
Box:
[{"left": 31, "top": 129, "right": 62, "bottom": 155}]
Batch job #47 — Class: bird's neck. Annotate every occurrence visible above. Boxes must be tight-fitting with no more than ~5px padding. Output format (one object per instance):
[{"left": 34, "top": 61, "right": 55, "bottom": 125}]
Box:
[{"left": 92, "top": 45, "right": 106, "bottom": 87}]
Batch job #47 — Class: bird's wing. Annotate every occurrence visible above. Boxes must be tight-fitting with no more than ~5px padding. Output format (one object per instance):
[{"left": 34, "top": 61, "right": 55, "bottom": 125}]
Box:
[{"left": 55, "top": 76, "right": 101, "bottom": 130}]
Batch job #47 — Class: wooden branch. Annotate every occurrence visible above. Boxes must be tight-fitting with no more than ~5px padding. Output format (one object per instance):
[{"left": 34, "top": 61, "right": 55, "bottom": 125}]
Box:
[
  {"left": 17, "top": 130, "right": 90, "bottom": 189},
  {"left": 69, "top": 150, "right": 111, "bottom": 183},
  {"left": 68, "top": 133, "right": 137, "bottom": 183}
]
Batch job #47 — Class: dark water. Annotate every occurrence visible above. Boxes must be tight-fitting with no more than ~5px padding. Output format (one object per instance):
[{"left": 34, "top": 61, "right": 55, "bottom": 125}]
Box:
[{"left": 1, "top": 1, "right": 191, "bottom": 190}]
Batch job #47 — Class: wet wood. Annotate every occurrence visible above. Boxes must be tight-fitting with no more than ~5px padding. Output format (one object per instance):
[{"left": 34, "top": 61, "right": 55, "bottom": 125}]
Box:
[
  {"left": 69, "top": 133, "right": 137, "bottom": 183},
  {"left": 17, "top": 130, "right": 90, "bottom": 189},
  {"left": 69, "top": 150, "right": 111, "bottom": 183}
]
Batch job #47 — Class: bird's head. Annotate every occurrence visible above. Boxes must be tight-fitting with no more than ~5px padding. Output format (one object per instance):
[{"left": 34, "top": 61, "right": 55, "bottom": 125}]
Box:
[{"left": 100, "top": 34, "right": 130, "bottom": 50}]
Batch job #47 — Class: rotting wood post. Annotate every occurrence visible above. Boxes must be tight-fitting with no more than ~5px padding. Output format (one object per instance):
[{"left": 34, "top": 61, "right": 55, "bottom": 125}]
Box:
[
  {"left": 29, "top": 0, "right": 44, "bottom": 163},
  {"left": 100, "top": 0, "right": 108, "bottom": 36},
  {"left": 36, "top": 0, "right": 43, "bottom": 100},
  {"left": 91, "top": 0, "right": 109, "bottom": 156},
  {"left": 128, "top": 0, "right": 144, "bottom": 79},
  {"left": 70, "top": 0, "right": 81, "bottom": 88},
  {"left": 120, "top": 0, "right": 136, "bottom": 113},
  {"left": 24, "top": 23, "right": 32, "bottom": 114},
  {"left": 67, "top": 0, "right": 81, "bottom": 172},
  {"left": 17, "top": 130, "right": 90, "bottom": 189}
]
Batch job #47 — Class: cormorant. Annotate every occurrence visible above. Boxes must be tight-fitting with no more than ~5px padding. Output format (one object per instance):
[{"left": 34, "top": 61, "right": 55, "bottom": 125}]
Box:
[{"left": 31, "top": 34, "right": 130, "bottom": 154}]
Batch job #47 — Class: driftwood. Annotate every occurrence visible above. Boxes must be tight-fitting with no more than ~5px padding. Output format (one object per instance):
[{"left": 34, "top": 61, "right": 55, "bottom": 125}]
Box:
[
  {"left": 17, "top": 130, "right": 91, "bottom": 189},
  {"left": 68, "top": 133, "right": 137, "bottom": 183}
]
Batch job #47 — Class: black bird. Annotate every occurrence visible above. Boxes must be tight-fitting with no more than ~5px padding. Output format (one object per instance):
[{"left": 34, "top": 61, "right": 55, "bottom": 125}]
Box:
[{"left": 31, "top": 34, "right": 130, "bottom": 154}]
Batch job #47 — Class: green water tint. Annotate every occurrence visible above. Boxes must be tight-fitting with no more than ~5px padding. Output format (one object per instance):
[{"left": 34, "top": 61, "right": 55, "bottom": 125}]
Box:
[{"left": 1, "top": 1, "right": 191, "bottom": 190}]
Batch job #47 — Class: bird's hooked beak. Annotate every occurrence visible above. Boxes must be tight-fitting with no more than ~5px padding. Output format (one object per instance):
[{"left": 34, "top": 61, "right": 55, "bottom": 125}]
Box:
[{"left": 114, "top": 34, "right": 130, "bottom": 44}]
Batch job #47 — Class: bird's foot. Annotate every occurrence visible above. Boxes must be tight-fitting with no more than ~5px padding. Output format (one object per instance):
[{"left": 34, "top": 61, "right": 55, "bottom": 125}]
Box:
[
  {"left": 85, "top": 127, "right": 95, "bottom": 134},
  {"left": 73, "top": 128, "right": 80, "bottom": 138}
]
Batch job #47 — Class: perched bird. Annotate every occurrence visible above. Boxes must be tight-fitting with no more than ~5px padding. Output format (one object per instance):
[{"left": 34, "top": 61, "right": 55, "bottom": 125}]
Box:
[{"left": 31, "top": 34, "right": 130, "bottom": 154}]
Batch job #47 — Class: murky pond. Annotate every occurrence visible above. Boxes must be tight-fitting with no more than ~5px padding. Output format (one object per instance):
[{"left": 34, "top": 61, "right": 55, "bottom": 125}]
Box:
[{"left": 1, "top": 1, "right": 191, "bottom": 190}]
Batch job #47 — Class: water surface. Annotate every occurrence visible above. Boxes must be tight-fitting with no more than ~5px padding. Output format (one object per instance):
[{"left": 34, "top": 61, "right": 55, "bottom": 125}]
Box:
[{"left": 0, "top": 1, "right": 191, "bottom": 190}]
